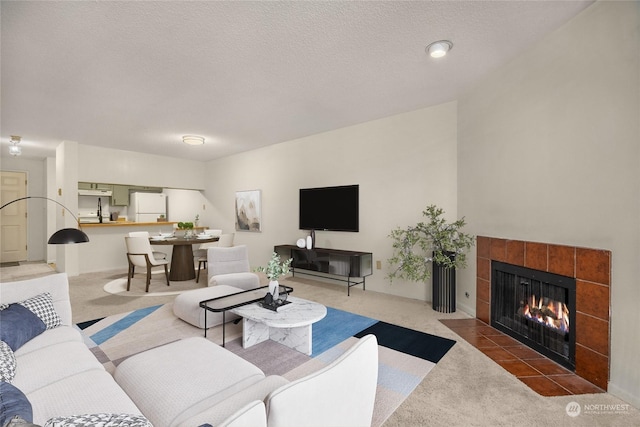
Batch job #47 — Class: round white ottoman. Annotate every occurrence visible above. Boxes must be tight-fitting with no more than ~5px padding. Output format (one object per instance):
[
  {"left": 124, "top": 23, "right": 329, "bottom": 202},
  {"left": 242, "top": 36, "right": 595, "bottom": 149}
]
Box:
[{"left": 173, "top": 285, "right": 243, "bottom": 329}]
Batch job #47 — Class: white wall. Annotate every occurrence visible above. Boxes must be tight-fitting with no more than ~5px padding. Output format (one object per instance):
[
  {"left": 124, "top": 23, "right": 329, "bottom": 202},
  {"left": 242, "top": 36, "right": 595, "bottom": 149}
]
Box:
[
  {"left": 457, "top": 2, "right": 639, "bottom": 407},
  {"left": 78, "top": 144, "right": 206, "bottom": 190},
  {"left": 204, "top": 101, "right": 458, "bottom": 301}
]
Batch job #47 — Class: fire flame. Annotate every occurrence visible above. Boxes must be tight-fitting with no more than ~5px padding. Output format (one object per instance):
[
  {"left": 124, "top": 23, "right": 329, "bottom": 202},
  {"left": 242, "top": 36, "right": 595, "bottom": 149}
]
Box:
[{"left": 521, "top": 295, "right": 569, "bottom": 333}]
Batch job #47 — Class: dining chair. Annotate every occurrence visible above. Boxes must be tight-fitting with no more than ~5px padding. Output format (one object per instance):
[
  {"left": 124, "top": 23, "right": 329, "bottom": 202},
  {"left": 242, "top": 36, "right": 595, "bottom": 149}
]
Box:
[
  {"left": 195, "top": 231, "right": 234, "bottom": 283},
  {"left": 125, "top": 236, "right": 170, "bottom": 292},
  {"left": 127, "top": 231, "right": 167, "bottom": 277}
]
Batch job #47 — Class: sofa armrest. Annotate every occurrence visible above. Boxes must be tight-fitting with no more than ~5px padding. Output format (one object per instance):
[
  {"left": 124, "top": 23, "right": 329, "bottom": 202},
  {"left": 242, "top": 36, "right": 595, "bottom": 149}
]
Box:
[
  {"left": 0, "top": 273, "right": 73, "bottom": 326},
  {"left": 265, "top": 335, "right": 379, "bottom": 427}
]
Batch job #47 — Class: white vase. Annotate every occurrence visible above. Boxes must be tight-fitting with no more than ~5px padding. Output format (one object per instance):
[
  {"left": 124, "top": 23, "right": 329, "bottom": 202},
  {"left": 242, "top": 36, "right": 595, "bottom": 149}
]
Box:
[
  {"left": 306, "top": 235, "right": 312, "bottom": 250},
  {"left": 269, "top": 280, "right": 279, "bottom": 299}
]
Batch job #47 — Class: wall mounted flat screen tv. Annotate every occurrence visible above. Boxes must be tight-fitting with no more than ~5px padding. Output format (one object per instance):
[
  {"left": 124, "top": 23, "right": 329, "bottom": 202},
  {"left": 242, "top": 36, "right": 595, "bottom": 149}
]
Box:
[{"left": 299, "top": 185, "right": 359, "bottom": 232}]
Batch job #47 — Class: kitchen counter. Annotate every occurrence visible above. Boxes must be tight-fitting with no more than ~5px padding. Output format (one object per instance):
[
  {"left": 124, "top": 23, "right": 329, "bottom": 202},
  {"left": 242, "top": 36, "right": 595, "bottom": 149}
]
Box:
[
  {"left": 80, "top": 221, "right": 177, "bottom": 228},
  {"left": 77, "top": 222, "right": 211, "bottom": 274}
]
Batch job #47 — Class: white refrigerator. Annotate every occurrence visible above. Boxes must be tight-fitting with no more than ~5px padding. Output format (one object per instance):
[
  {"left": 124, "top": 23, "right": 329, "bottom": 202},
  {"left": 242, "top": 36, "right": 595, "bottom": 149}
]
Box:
[{"left": 130, "top": 192, "right": 167, "bottom": 222}]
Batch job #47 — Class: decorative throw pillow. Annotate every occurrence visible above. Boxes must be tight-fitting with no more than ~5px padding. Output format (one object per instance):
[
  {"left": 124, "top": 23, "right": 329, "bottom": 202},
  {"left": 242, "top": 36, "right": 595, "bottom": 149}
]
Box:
[
  {"left": 0, "top": 340, "right": 17, "bottom": 383},
  {"left": 0, "top": 303, "right": 9, "bottom": 311},
  {"left": 0, "top": 382, "right": 33, "bottom": 427},
  {"left": 17, "top": 292, "right": 61, "bottom": 330},
  {"left": 0, "top": 304, "right": 46, "bottom": 352},
  {"left": 44, "top": 413, "right": 152, "bottom": 427}
]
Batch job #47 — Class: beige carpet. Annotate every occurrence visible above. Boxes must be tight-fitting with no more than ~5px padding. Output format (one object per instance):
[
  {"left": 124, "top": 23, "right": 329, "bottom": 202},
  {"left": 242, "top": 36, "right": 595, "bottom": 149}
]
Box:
[
  {"left": 5, "top": 264, "right": 640, "bottom": 426},
  {"left": 103, "top": 273, "right": 208, "bottom": 296},
  {"left": 0, "top": 261, "right": 55, "bottom": 281}
]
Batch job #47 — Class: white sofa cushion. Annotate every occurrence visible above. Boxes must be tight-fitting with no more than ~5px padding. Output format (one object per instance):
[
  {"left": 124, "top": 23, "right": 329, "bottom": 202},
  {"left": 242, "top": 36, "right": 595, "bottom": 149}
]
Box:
[
  {"left": 265, "top": 334, "right": 379, "bottom": 427},
  {"left": 114, "top": 337, "right": 265, "bottom": 427},
  {"left": 218, "top": 400, "right": 267, "bottom": 427},
  {"left": 14, "top": 341, "right": 105, "bottom": 394},
  {"left": 14, "top": 326, "right": 83, "bottom": 357},
  {"left": 27, "top": 370, "right": 144, "bottom": 426},
  {"left": 176, "top": 375, "right": 288, "bottom": 427}
]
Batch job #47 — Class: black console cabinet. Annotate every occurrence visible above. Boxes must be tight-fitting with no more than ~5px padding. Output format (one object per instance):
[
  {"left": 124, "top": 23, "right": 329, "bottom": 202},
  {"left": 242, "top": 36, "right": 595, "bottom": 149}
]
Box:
[{"left": 274, "top": 245, "right": 373, "bottom": 296}]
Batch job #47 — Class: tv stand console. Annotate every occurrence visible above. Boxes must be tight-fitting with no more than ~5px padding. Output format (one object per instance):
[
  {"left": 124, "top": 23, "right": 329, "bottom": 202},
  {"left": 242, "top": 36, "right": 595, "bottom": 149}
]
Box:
[{"left": 274, "top": 245, "right": 373, "bottom": 296}]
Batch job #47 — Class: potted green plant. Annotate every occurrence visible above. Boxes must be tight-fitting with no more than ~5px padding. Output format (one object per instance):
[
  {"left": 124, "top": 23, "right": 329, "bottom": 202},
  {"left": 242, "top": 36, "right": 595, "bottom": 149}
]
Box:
[
  {"left": 387, "top": 204, "right": 474, "bottom": 312},
  {"left": 255, "top": 252, "right": 293, "bottom": 298},
  {"left": 176, "top": 221, "right": 194, "bottom": 238}
]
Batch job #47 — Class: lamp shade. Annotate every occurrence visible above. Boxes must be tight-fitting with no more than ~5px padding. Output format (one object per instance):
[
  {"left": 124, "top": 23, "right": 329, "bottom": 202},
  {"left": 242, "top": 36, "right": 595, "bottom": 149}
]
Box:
[{"left": 47, "top": 228, "right": 90, "bottom": 244}]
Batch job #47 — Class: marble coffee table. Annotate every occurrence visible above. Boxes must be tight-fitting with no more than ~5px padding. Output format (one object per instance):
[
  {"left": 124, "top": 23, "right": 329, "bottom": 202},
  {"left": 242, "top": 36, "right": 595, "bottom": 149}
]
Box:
[{"left": 230, "top": 296, "right": 327, "bottom": 355}]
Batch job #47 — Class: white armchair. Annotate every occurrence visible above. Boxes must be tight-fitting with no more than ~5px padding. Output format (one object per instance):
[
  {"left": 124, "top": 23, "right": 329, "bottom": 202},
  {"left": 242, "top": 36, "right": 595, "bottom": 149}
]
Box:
[
  {"left": 265, "top": 334, "right": 379, "bottom": 427},
  {"left": 207, "top": 245, "right": 260, "bottom": 290},
  {"left": 195, "top": 230, "right": 231, "bottom": 283}
]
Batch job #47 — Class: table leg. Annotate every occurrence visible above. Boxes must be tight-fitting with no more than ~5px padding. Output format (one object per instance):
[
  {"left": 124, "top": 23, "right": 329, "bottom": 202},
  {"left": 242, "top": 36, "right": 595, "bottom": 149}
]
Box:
[
  {"left": 242, "top": 318, "right": 270, "bottom": 349},
  {"left": 169, "top": 244, "right": 196, "bottom": 281},
  {"left": 270, "top": 325, "right": 313, "bottom": 355}
]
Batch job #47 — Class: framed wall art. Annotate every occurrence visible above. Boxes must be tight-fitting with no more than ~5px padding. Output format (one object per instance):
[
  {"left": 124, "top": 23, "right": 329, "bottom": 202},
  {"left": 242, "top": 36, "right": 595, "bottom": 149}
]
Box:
[{"left": 235, "top": 189, "right": 261, "bottom": 232}]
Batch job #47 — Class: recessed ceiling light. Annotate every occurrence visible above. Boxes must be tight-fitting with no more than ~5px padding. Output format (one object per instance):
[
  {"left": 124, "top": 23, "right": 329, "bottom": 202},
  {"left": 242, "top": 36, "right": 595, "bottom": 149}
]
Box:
[
  {"left": 426, "top": 40, "right": 453, "bottom": 58},
  {"left": 182, "top": 135, "right": 205, "bottom": 145}
]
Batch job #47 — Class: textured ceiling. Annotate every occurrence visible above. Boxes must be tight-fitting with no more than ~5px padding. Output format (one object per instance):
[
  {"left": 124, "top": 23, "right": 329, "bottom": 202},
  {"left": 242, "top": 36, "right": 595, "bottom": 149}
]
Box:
[{"left": 1, "top": 1, "right": 593, "bottom": 161}]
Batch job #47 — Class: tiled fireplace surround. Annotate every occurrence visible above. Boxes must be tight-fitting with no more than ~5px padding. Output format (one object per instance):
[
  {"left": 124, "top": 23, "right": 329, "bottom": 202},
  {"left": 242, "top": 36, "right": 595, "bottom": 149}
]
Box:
[{"left": 475, "top": 236, "right": 611, "bottom": 390}]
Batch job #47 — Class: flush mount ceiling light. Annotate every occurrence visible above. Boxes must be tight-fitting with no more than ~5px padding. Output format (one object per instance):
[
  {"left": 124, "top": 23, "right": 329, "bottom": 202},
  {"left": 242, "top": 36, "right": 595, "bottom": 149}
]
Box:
[
  {"left": 182, "top": 135, "right": 205, "bottom": 145},
  {"left": 426, "top": 40, "right": 453, "bottom": 58},
  {"left": 9, "top": 135, "right": 22, "bottom": 156}
]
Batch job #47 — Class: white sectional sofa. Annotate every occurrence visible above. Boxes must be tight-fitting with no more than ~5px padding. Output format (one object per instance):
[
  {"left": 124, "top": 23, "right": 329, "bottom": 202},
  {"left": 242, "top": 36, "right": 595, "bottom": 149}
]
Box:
[
  {"left": 0, "top": 273, "right": 379, "bottom": 427},
  {"left": 0, "top": 273, "right": 147, "bottom": 426}
]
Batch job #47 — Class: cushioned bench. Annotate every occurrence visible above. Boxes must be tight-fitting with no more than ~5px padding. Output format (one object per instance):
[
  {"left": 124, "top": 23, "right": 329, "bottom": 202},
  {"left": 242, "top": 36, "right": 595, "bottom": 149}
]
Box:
[{"left": 172, "top": 285, "right": 243, "bottom": 329}]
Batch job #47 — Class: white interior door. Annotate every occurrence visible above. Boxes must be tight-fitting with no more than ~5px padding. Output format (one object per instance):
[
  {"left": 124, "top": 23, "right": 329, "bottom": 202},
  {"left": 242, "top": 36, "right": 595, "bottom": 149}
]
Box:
[{"left": 1, "top": 171, "right": 28, "bottom": 263}]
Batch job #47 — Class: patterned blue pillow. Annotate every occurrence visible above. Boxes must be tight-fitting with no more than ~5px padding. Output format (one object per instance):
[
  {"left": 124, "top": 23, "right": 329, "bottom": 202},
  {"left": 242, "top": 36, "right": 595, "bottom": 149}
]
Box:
[
  {"left": 0, "top": 340, "right": 17, "bottom": 382},
  {"left": 0, "top": 382, "right": 33, "bottom": 426},
  {"left": 0, "top": 304, "right": 46, "bottom": 352},
  {"left": 44, "top": 413, "right": 152, "bottom": 427},
  {"left": 18, "top": 292, "right": 61, "bottom": 330}
]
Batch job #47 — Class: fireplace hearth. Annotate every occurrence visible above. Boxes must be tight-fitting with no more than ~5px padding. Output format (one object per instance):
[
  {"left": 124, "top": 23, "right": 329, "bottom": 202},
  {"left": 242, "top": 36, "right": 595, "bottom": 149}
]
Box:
[
  {"left": 475, "top": 236, "right": 611, "bottom": 390},
  {"left": 491, "top": 261, "right": 576, "bottom": 370}
]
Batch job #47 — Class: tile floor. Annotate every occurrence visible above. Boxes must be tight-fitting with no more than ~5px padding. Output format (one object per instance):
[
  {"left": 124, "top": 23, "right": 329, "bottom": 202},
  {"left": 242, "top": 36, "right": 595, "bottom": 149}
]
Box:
[{"left": 440, "top": 318, "right": 605, "bottom": 397}]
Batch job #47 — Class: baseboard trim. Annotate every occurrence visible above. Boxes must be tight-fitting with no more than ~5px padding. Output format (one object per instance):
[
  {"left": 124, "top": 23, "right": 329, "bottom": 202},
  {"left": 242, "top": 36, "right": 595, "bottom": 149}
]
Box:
[
  {"left": 456, "top": 300, "right": 475, "bottom": 317},
  {"left": 608, "top": 382, "right": 640, "bottom": 409}
]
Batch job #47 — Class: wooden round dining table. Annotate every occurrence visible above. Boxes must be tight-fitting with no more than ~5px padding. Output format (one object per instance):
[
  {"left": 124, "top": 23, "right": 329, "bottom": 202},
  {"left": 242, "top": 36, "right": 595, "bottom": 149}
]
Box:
[{"left": 149, "top": 236, "right": 219, "bottom": 281}]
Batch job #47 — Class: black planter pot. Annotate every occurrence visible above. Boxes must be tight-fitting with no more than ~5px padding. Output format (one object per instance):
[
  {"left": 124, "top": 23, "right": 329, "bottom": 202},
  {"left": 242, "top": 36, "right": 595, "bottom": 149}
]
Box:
[{"left": 432, "top": 251, "right": 456, "bottom": 313}]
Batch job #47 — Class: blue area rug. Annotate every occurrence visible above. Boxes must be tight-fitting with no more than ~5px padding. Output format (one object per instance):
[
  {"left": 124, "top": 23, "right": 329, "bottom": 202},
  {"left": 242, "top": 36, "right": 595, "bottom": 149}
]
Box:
[
  {"left": 76, "top": 303, "right": 456, "bottom": 427},
  {"left": 355, "top": 321, "right": 456, "bottom": 363}
]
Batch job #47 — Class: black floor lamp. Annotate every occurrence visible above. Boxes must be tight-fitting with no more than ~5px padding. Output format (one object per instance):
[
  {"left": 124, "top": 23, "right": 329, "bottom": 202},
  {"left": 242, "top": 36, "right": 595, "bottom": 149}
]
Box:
[{"left": 0, "top": 196, "right": 89, "bottom": 244}]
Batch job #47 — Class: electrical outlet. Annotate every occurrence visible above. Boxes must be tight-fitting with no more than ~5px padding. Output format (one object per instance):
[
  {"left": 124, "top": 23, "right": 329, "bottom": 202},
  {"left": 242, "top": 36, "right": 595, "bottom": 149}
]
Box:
[{"left": 376, "top": 260, "right": 382, "bottom": 270}]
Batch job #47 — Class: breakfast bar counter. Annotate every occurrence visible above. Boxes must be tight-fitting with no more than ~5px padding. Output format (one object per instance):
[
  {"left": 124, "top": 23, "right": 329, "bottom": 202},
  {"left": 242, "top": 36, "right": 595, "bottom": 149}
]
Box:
[
  {"left": 80, "top": 221, "right": 177, "bottom": 228},
  {"left": 77, "top": 219, "right": 212, "bottom": 274}
]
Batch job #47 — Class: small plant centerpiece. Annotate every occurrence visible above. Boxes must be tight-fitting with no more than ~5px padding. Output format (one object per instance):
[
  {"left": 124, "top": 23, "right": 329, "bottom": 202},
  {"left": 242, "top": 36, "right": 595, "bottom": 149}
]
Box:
[
  {"left": 177, "top": 221, "right": 194, "bottom": 238},
  {"left": 255, "top": 252, "right": 293, "bottom": 299},
  {"left": 387, "top": 205, "right": 474, "bottom": 312}
]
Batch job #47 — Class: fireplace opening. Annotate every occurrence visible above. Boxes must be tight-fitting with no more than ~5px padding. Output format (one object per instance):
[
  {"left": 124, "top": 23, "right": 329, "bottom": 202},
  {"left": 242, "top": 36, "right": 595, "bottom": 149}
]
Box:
[{"left": 491, "top": 261, "right": 576, "bottom": 370}]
